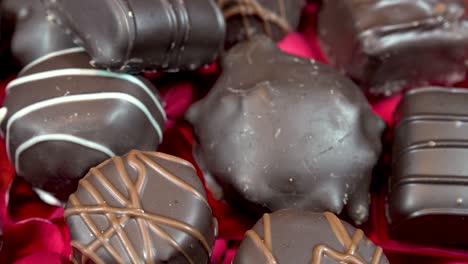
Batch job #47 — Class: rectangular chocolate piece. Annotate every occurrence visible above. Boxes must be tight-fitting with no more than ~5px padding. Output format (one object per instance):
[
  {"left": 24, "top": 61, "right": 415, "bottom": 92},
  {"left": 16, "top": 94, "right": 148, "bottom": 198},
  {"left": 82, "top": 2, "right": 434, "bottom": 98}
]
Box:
[
  {"left": 389, "top": 87, "right": 468, "bottom": 247},
  {"left": 318, "top": 0, "right": 468, "bottom": 95}
]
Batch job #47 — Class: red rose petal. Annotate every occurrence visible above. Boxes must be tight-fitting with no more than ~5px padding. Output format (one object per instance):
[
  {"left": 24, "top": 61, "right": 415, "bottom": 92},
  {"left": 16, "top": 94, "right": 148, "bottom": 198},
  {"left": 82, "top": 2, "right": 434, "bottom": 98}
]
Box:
[{"left": 14, "top": 252, "right": 71, "bottom": 264}]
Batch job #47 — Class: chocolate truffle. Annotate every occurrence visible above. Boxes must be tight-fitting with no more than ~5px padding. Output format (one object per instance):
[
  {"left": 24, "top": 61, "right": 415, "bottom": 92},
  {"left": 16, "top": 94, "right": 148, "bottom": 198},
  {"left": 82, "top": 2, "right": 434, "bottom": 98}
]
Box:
[
  {"left": 234, "top": 209, "right": 388, "bottom": 264},
  {"left": 186, "top": 36, "right": 385, "bottom": 224},
  {"left": 389, "top": 87, "right": 468, "bottom": 247},
  {"left": 318, "top": 0, "right": 468, "bottom": 95},
  {"left": 217, "top": 0, "right": 305, "bottom": 48},
  {"left": 42, "top": 0, "right": 226, "bottom": 73},
  {"left": 0, "top": 49, "right": 166, "bottom": 197},
  {"left": 65, "top": 150, "right": 216, "bottom": 264},
  {"left": 1, "top": 0, "right": 75, "bottom": 67}
]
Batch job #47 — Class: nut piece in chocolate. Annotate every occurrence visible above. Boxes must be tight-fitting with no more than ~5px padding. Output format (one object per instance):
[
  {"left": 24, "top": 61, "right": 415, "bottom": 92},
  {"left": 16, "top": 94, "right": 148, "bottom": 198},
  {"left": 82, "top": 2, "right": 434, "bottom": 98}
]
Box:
[
  {"left": 42, "top": 0, "right": 226, "bottom": 73},
  {"left": 187, "top": 36, "right": 385, "bottom": 224},
  {"left": 234, "top": 209, "right": 389, "bottom": 264},
  {"left": 318, "top": 0, "right": 468, "bottom": 95},
  {"left": 217, "top": 0, "right": 305, "bottom": 48},
  {"left": 0, "top": 49, "right": 166, "bottom": 198},
  {"left": 65, "top": 150, "right": 216, "bottom": 264},
  {"left": 389, "top": 87, "right": 468, "bottom": 247}
]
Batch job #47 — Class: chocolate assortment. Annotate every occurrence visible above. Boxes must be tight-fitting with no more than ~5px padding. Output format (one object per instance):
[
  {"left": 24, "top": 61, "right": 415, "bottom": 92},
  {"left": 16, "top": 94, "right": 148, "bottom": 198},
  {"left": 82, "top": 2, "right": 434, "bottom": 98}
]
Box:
[
  {"left": 389, "top": 87, "right": 468, "bottom": 246},
  {"left": 217, "top": 0, "right": 305, "bottom": 48},
  {"left": 187, "top": 36, "right": 385, "bottom": 224},
  {"left": 65, "top": 150, "right": 216, "bottom": 264},
  {"left": 318, "top": 0, "right": 468, "bottom": 95},
  {"left": 234, "top": 209, "right": 389, "bottom": 264},
  {"left": 0, "top": 49, "right": 165, "bottom": 197},
  {"left": 1, "top": 0, "right": 75, "bottom": 67},
  {"left": 42, "top": 0, "right": 226, "bottom": 72}
]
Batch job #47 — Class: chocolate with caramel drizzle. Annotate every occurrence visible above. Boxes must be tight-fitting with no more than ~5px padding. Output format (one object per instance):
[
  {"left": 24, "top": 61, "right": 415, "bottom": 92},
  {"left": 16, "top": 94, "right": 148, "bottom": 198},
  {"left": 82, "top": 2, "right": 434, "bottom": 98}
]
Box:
[
  {"left": 234, "top": 209, "right": 389, "bottom": 264},
  {"left": 217, "top": 0, "right": 305, "bottom": 48},
  {"left": 65, "top": 150, "right": 216, "bottom": 264}
]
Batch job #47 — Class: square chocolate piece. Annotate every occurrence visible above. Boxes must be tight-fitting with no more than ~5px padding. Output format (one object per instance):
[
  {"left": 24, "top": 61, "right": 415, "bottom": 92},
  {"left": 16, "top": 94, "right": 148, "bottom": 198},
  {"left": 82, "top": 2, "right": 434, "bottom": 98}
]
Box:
[
  {"left": 319, "top": 0, "right": 468, "bottom": 95},
  {"left": 389, "top": 87, "right": 468, "bottom": 247}
]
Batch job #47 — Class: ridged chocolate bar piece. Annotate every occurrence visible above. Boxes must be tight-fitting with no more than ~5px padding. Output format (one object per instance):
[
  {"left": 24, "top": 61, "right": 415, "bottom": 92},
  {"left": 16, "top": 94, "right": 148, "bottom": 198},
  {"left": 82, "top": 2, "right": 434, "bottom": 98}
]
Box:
[
  {"left": 42, "top": 0, "right": 226, "bottom": 73},
  {"left": 389, "top": 87, "right": 468, "bottom": 246},
  {"left": 318, "top": 0, "right": 468, "bottom": 95},
  {"left": 66, "top": 150, "right": 216, "bottom": 264},
  {"left": 217, "top": 0, "right": 305, "bottom": 48},
  {"left": 1, "top": 0, "right": 75, "bottom": 67},
  {"left": 0, "top": 49, "right": 166, "bottom": 198},
  {"left": 187, "top": 36, "right": 385, "bottom": 224},
  {"left": 234, "top": 209, "right": 388, "bottom": 264}
]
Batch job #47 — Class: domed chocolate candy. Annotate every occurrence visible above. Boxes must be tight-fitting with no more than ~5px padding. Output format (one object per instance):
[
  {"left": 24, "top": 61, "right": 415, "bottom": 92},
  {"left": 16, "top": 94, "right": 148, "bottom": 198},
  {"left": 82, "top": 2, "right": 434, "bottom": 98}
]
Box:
[
  {"left": 186, "top": 36, "right": 385, "bottom": 224},
  {"left": 318, "top": 0, "right": 468, "bottom": 95},
  {"left": 65, "top": 150, "right": 216, "bottom": 264},
  {"left": 0, "top": 49, "right": 166, "bottom": 197},
  {"left": 1, "top": 0, "right": 75, "bottom": 67},
  {"left": 42, "top": 0, "right": 226, "bottom": 72},
  {"left": 217, "top": 0, "right": 305, "bottom": 48},
  {"left": 234, "top": 209, "right": 388, "bottom": 264}
]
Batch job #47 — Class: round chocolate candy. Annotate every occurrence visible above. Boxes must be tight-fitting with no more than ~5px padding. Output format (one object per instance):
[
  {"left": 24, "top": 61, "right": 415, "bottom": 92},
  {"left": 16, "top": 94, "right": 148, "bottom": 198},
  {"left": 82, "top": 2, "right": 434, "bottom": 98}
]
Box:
[
  {"left": 186, "top": 36, "right": 385, "bottom": 224},
  {"left": 65, "top": 150, "right": 216, "bottom": 264},
  {"left": 42, "top": 0, "right": 226, "bottom": 73},
  {"left": 0, "top": 49, "right": 166, "bottom": 198},
  {"left": 217, "top": 0, "right": 305, "bottom": 48},
  {"left": 1, "top": 0, "right": 75, "bottom": 67},
  {"left": 234, "top": 209, "right": 389, "bottom": 264}
]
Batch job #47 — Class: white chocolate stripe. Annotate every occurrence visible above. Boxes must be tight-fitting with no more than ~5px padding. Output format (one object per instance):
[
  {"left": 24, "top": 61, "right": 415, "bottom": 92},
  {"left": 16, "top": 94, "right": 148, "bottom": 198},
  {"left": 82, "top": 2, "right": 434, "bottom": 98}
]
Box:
[
  {"left": 7, "top": 68, "right": 167, "bottom": 121},
  {"left": 6, "top": 92, "right": 163, "bottom": 161},
  {"left": 15, "top": 134, "right": 115, "bottom": 174},
  {"left": 19, "top": 47, "right": 87, "bottom": 75}
]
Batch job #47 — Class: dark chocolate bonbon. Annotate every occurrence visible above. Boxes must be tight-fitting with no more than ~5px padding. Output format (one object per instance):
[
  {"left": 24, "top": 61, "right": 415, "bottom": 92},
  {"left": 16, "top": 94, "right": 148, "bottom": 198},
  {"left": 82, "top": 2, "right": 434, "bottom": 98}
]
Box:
[
  {"left": 66, "top": 150, "right": 216, "bottom": 264},
  {"left": 318, "top": 0, "right": 468, "bottom": 95},
  {"left": 234, "top": 209, "right": 389, "bottom": 264},
  {"left": 187, "top": 36, "right": 385, "bottom": 224}
]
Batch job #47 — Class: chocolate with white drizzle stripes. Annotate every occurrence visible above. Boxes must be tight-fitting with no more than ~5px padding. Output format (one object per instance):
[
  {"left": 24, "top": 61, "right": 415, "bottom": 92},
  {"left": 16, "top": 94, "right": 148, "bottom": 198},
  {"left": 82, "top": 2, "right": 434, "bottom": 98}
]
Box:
[
  {"left": 234, "top": 210, "right": 388, "bottom": 264},
  {"left": 217, "top": 0, "right": 304, "bottom": 48},
  {"left": 0, "top": 50, "right": 165, "bottom": 197},
  {"left": 42, "top": 0, "right": 226, "bottom": 72},
  {"left": 65, "top": 150, "right": 216, "bottom": 264}
]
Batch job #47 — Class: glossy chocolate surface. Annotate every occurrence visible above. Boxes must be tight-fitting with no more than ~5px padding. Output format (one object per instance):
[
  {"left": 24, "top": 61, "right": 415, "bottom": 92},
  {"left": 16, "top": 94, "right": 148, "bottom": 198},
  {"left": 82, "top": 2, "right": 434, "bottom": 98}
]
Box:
[
  {"left": 318, "top": 0, "right": 468, "bottom": 95},
  {"left": 1, "top": 0, "right": 75, "bottom": 67},
  {"left": 66, "top": 150, "right": 216, "bottom": 264},
  {"left": 389, "top": 87, "right": 468, "bottom": 246},
  {"left": 42, "top": 0, "right": 226, "bottom": 73},
  {"left": 0, "top": 49, "right": 166, "bottom": 197},
  {"left": 234, "top": 209, "right": 388, "bottom": 264},
  {"left": 187, "top": 36, "right": 385, "bottom": 224},
  {"left": 217, "top": 0, "right": 305, "bottom": 48}
]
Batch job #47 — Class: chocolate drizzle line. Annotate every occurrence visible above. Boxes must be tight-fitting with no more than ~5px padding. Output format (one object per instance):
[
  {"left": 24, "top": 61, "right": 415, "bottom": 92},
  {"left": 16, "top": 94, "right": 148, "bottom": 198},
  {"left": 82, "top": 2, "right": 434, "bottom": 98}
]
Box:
[
  {"left": 65, "top": 151, "right": 212, "bottom": 263},
  {"left": 244, "top": 212, "right": 384, "bottom": 264},
  {"left": 217, "top": 0, "right": 291, "bottom": 38}
]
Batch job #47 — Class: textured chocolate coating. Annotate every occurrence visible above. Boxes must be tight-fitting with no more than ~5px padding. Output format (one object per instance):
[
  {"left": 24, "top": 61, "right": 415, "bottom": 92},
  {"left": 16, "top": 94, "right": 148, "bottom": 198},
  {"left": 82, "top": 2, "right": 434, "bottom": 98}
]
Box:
[
  {"left": 389, "top": 87, "right": 468, "bottom": 246},
  {"left": 186, "top": 37, "right": 385, "bottom": 224},
  {"left": 234, "top": 209, "right": 388, "bottom": 264},
  {"left": 0, "top": 49, "right": 166, "bottom": 197},
  {"left": 42, "top": 0, "right": 225, "bottom": 73},
  {"left": 318, "top": 0, "right": 468, "bottom": 95},
  {"left": 1, "top": 0, "right": 75, "bottom": 67},
  {"left": 66, "top": 150, "right": 216, "bottom": 264},
  {"left": 217, "top": 0, "right": 305, "bottom": 48}
]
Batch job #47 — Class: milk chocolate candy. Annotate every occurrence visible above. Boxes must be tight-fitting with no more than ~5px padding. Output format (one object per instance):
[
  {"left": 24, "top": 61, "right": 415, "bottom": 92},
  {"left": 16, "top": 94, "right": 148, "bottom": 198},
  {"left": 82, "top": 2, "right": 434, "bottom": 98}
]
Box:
[
  {"left": 318, "top": 0, "right": 468, "bottom": 95},
  {"left": 186, "top": 36, "right": 385, "bottom": 224},
  {"left": 0, "top": 49, "right": 166, "bottom": 198},
  {"left": 234, "top": 209, "right": 388, "bottom": 264},
  {"left": 389, "top": 87, "right": 468, "bottom": 246},
  {"left": 42, "top": 0, "right": 226, "bottom": 73},
  {"left": 1, "top": 0, "right": 75, "bottom": 67},
  {"left": 66, "top": 150, "right": 216, "bottom": 264},
  {"left": 217, "top": 0, "right": 305, "bottom": 48}
]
